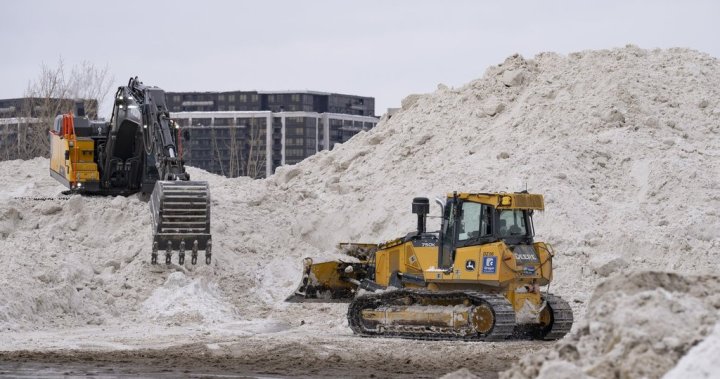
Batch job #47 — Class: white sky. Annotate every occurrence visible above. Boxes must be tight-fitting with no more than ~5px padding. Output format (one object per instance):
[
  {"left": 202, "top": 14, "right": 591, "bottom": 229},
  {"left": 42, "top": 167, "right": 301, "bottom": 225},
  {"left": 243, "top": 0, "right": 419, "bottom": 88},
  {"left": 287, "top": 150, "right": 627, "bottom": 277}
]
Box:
[{"left": 2, "top": 0, "right": 719, "bottom": 116}]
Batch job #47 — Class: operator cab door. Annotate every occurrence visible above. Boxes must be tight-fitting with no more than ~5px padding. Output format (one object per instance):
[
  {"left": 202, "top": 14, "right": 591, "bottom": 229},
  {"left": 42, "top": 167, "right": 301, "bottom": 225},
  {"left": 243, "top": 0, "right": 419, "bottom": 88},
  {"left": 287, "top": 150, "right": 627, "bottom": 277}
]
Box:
[
  {"left": 439, "top": 199, "right": 456, "bottom": 269},
  {"left": 49, "top": 115, "right": 70, "bottom": 180},
  {"left": 438, "top": 199, "right": 496, "bottom": 269}
]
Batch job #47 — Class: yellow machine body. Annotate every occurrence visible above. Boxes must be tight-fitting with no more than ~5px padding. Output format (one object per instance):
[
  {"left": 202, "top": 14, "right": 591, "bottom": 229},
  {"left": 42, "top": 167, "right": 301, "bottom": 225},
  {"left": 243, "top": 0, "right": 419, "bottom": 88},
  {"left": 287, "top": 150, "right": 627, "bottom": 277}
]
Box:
[
  {"left": 49, "top": 114, "right": 100, "bottom": 190},
  {"left": 288, "top": 192, "right": 573, "bottom": 341},
  {"left": 372, "top": 241, "right": 553, "bottom": 309}
]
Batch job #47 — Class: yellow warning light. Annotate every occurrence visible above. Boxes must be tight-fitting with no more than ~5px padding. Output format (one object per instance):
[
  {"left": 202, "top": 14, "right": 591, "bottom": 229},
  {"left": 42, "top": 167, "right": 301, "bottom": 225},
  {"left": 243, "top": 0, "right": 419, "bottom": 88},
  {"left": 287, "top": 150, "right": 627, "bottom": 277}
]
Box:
[{"left": 501, "top": 196, "right": 512, "bottom": 206}]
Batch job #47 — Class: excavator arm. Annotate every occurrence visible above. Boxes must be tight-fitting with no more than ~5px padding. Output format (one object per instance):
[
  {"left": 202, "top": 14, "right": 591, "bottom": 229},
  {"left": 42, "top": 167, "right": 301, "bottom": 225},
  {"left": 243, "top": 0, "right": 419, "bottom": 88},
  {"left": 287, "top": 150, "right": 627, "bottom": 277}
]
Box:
[
  {"left": 128, "top": 78, "right": 188, "bottom": 181},
  {"left": 110, "top": 77, "right": 212, "bottom": 265}
]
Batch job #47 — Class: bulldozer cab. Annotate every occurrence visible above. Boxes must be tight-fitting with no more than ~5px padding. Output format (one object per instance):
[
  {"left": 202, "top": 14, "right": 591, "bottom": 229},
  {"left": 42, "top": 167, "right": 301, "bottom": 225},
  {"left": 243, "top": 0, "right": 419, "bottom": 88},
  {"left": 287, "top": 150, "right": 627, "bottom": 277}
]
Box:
[{"left": 438, "top": 193, "right": 542, "bottom": 269}]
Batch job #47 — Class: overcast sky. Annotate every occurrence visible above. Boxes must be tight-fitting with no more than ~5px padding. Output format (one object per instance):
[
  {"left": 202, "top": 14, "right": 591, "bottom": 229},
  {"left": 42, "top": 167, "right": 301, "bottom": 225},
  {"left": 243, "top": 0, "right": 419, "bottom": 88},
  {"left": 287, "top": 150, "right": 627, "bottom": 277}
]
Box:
[{"left": 2, "top": 0, "right": 719, "bottom": 116}]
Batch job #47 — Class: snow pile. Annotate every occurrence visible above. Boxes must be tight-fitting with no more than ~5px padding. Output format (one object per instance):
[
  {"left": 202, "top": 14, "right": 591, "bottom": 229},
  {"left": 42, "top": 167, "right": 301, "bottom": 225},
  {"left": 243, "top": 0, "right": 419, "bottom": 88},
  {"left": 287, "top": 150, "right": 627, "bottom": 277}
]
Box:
[
  {"left": 0, "top": 45, "right": 719, "bottom": 376},
  {"left": 440, "top": 368, "right": 480, "bottom": 379},
  {"left": 501, "top": 272, "right": 720, "bottom": 379},
  {"left": 664, "top": 322, "right": 720, "bottom": 379},
  {"left": 142, "top": 271, "right": 237, "bottom": 324}
]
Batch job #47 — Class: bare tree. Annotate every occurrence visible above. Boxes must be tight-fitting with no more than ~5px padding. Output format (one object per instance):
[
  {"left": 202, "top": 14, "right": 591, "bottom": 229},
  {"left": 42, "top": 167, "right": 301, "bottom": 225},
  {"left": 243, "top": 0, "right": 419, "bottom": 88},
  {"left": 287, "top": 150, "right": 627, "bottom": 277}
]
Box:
[
  {"left": 3, "top": 57, "right": 114, "bottom": 160},
  {"left": 67, "top": 61, "right": 114, "bottom": 118},
  {"left": 187, "top": 117, "right": 265, "bottom": 179},
  {"left": 239, "top": 117, "right": 265, "bottom": 179},
  {"left": 225, "top": 120, "right": 241, "bottom": 178},
  {"left": 209, "top": 126, "right": 226, "bottom": 176}
]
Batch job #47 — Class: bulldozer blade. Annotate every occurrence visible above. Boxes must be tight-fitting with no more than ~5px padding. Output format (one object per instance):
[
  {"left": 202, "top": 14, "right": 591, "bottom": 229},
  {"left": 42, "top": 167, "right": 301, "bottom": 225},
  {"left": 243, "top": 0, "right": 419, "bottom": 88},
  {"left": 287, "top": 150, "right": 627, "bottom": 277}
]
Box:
[
  {"left": 149, "top": 180, "right": 211, "bottom": 265},
  {"left": 286, "top": 258, "right": 359, "bottom": 303}
]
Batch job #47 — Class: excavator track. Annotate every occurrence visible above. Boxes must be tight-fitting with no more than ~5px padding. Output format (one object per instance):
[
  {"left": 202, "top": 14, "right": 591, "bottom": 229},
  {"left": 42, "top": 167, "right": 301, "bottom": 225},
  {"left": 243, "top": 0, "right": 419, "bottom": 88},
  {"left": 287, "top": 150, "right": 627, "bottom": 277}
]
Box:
[
  {"left": 347, "top": 289, "right": 516, "bottom": 341},
  {"left": 536, "top": 294, "right": 573, "bottom": 340},
  {"left": 149, "top": 181, "right": 212, "bottom": 265}
]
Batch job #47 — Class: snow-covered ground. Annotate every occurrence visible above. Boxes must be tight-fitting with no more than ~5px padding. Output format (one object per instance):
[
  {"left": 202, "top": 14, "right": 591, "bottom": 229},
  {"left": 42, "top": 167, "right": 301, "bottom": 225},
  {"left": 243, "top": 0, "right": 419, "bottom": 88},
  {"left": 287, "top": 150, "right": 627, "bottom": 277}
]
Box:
[{"left": 1, "top": 45, "right": 719, "bottom": 378}]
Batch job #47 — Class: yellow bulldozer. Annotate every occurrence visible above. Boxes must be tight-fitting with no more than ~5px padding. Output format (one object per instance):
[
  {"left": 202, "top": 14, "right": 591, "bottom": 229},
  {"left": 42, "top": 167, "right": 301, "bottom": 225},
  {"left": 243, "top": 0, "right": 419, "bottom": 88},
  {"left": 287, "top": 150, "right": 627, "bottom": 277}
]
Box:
[{"left": 288, "top": 192, "right": 573, "bottom": 341}]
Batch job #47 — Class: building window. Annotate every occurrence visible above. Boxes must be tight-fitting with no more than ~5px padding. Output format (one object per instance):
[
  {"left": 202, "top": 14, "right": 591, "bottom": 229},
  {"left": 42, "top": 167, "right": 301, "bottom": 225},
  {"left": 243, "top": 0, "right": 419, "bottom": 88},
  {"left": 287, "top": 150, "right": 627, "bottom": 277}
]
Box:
[
  {"left": 218, "top": 94, "right": 225, "bottom": 101},
  {"left": 173, "top": 95, "right": 181, "bottom": 102},
  {"left": 228, "top": 94, "right": 235, "bottom": 102},
  {"left": 285, "top": 148, "right": 304, "bottom": 157},
  {"left": 285, "top": 138, "right": 304, "bottom": 146},
  {"left": 287, "top": 127, "right": 304, "bottom": 136},
  {"left": 291, "top": 94, "right": 300, "bottom": 102},
  {"left": 239, "top": 94, "right": 247, "bottom": 102},
  {"left": 251, "top": 94, "right": 258, "bottom": 102}
]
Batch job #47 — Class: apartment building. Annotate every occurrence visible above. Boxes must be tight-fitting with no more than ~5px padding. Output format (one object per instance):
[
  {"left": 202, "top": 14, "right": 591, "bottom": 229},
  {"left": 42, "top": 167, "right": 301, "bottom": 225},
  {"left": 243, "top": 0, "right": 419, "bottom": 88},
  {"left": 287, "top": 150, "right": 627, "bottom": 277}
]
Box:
[{"left": 166, "top": 90, "right": 379, "bottom": 178}]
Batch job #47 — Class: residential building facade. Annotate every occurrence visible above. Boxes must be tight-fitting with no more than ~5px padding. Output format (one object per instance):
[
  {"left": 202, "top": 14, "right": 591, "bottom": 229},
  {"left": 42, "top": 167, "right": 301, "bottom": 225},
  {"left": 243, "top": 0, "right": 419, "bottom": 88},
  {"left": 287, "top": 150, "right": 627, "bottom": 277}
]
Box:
[{"left": 166, "top": 90, "right": 379, "bottom": 178}]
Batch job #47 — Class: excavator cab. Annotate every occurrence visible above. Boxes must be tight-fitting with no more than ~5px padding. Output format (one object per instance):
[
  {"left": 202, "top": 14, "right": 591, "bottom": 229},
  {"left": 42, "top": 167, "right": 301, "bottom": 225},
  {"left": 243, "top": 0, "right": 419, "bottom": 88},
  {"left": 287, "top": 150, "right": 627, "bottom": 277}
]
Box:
[{"left": 49, "top": 104, "right": 101, "bottom": 191}]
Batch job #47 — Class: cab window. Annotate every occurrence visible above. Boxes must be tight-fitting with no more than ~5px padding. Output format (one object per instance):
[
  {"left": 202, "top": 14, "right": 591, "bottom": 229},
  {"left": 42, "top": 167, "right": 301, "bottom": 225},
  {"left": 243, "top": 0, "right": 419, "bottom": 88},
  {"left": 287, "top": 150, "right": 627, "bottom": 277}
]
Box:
[
  {"left": 53, "top": 116, "right": 63, "bottom": 134},
  {"left": 458, "top": 202, "right": 493, "bottom": 242},
  {"left": 498, "top": 210, "right": 527, "bottom": 237}
]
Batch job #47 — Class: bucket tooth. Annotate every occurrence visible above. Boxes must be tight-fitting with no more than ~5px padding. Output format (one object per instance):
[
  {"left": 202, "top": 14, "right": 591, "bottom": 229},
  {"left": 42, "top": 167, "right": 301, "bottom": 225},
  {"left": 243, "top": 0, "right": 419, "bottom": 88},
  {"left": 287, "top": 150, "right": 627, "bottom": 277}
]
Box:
[
  {"left": 205, "top": 240, "right": 212, "bottom": 265},
  {"left": 191, "top": 240, "right": 198, "bottom": 265},
  {"left": 165, "top": 241, "right": 172, "bottom": 265},
  {"left": 151, "top": 241, "right": 158, "bottom": 265},
  {"left": 178, "top": 241, "right": 186, "bottom": 265}
]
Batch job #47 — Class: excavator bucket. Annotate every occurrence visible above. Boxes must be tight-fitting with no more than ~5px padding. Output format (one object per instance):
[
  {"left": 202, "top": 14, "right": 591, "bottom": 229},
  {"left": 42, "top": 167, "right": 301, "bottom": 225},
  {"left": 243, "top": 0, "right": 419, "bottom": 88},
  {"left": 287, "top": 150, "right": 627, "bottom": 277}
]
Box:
[
  {"left": 286, "top": 258, "right": 362, "bottom": 303},
  {"left": 149, "top": 180, "right": 212, "bottom": 265}
]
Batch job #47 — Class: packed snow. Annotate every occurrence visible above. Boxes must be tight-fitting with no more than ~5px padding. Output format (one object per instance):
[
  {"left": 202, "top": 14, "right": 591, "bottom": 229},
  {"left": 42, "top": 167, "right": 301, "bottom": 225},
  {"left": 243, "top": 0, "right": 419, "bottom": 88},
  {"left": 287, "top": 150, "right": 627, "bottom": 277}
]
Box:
[{"left": 0, "top": 45, "right": 719, "bottom": 378}]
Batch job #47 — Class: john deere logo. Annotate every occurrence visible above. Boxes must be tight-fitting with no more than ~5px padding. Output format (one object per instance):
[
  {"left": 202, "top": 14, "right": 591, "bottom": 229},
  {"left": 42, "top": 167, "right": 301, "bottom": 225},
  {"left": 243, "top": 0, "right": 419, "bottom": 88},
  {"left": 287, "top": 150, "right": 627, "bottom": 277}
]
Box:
[{"left": 465, "top": 259, "right": 476, "bottom": 271}]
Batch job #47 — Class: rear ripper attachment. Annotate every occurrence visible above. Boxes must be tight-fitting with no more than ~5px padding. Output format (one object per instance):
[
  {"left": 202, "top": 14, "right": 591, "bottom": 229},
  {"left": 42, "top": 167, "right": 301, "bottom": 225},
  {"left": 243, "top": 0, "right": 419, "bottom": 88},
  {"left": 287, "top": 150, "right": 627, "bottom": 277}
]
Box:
[{"left": 149, "top": 181, "right": 212, "bottom": 265}]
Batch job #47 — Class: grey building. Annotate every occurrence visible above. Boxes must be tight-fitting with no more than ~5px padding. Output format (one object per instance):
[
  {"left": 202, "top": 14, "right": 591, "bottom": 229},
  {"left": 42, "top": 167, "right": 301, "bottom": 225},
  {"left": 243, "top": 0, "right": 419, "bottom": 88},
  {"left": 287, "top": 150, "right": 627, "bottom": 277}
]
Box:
[
  {"left": 166, "top": 90, "right": 379, "bottom": 178},
  {"left": 0, "top": 97, "right": 98, "bottom": 119},
  {"left": 165, "top": 90, "right": 374, "bottom": 116},
  {"left": 0, "top": 97, "right": 97, "bottom": 160}
]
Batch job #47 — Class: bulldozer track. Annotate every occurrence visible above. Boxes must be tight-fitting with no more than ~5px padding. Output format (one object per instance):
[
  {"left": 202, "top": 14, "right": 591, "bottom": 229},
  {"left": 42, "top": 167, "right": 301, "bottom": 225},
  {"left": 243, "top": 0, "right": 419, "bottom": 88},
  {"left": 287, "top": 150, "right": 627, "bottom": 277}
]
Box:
[
  {"left": 539, "top": 294, "right": 573, "bottom": 340},
  {"left": 347, "top": 289, "right": 516, "bottom": 341}
]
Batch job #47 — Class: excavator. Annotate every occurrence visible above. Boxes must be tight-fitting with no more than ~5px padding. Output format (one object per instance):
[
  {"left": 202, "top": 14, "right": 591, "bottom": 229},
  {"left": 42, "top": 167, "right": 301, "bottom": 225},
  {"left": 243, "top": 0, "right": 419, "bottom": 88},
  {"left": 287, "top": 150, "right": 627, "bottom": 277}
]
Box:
[
  {"left": 288, "top": 192, "right": 573, "bottom": 341},
  {"left": 49, "top": 77, "right": 212, "bottom": 265}
]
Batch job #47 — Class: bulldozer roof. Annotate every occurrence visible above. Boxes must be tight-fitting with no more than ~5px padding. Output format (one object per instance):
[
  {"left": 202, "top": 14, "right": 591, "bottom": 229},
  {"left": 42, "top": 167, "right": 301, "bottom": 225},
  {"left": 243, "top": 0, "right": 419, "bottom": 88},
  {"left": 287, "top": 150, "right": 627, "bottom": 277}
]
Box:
[{"left": 449, "top": 192, "right": 545, "bottom": 211}]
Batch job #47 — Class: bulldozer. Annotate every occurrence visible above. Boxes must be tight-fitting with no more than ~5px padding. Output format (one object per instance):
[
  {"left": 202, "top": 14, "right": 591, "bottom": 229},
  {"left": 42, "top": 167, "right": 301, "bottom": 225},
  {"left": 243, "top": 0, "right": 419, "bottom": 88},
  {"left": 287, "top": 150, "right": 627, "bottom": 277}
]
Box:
[
  {"left": 288, "top": 192, "right": 573, "bottom": 341},
  {"left": 49, "top": 77, "right": 211, "bottom": 265}
]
